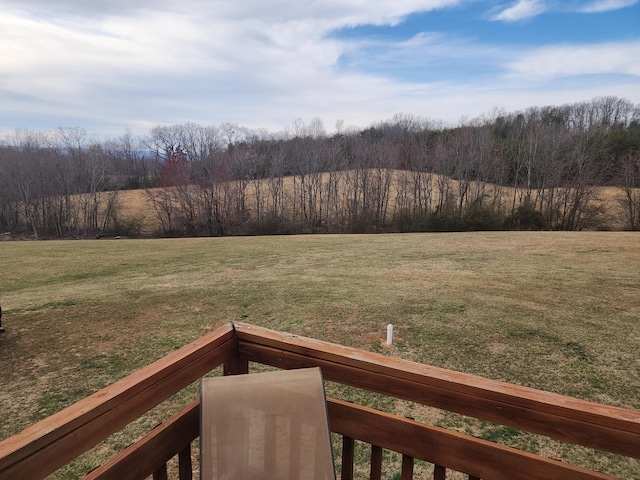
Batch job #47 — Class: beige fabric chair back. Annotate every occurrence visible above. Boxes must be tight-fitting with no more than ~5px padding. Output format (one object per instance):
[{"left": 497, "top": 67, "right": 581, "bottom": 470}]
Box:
[{"left": 200, "top": 367, "right": 335, "bottom": 480}]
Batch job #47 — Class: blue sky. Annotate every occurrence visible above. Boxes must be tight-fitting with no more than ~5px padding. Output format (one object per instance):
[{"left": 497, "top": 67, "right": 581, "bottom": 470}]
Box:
[{"left": 1, "top": 0, "right": 638, "bottom": 138}]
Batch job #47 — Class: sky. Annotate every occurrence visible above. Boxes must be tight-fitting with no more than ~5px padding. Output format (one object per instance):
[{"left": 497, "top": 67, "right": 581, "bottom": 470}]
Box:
[{"left": 1, "top": 0, "right": 639, "bottom": 138}]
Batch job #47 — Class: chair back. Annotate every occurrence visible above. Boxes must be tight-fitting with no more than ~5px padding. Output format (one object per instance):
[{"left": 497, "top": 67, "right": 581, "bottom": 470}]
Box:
[{"left": 200, "top": 367, "right": 335, "bottom": 479}]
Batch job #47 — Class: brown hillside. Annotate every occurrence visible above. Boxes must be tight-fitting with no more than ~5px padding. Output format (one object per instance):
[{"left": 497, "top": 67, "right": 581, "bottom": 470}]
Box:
[{"left": 116, "top": 172, "right": 632, "bottom": 234}]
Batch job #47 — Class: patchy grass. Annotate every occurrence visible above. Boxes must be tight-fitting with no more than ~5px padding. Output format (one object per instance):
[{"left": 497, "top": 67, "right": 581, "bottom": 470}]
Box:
[{"left": 0, "top": 232, "right": 639, "bottom": 479}]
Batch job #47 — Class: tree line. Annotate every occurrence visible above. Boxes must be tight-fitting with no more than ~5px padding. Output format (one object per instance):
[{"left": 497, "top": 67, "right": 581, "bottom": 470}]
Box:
[{"left": 1, "top": 96, "right": 639, "bottom": 239}]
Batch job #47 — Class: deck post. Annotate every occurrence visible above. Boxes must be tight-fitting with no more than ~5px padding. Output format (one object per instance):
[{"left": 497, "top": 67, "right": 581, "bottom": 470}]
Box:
[
  {"left": 224, "top": 325, "right": 248, "bottom": 375},
  {"left": 223, "top": 355, "right": 248, "bottom": 375}
]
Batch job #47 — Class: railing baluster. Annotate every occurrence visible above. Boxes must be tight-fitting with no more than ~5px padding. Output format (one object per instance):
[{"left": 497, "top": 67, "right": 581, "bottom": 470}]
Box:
[
  {"left": 152, "top": 464, "right": 168, "bottom": 480},
  {"left": 433, "top": 464, "right": 446, "bottom": 480},
  {"left": 178, "top": 445, "right": 192, "bottom": 480},
  {"left": 370, "top": 445, "right": 382, "bottom": 480},
  {"left": 341, "top": 436, "right": 355, "bottom": 480},
  {"left": 401, "top": 454, "right": 414, "bottom": 480}
]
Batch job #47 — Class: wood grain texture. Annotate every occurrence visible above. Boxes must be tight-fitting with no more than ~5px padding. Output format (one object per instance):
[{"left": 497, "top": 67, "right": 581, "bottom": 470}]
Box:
[
  {"left": 0, "top": 324, "right": 234, "bottom": 480},
  {"left": 84, "top": 400, "right": 199, "bottom": 480},
  {"left": 234, "top": 323, "right": 640, "bottom": 458},
  {"left": 327, "top": 398, "right": 618, "bottom": 480},
  {"left": 1, "top": 322, "right": 638, "bottom": 480}
]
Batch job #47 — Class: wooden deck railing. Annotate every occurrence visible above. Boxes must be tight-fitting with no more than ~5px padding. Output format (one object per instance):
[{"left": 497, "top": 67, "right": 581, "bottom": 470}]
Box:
[{"left": 0, "top": 322, "right": 638, "bottom": 480}]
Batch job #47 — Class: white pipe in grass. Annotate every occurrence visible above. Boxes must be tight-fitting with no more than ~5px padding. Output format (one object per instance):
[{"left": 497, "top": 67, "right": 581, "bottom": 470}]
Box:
[{"left": 386, "top": 324, "right": 393, "bottom": 345}]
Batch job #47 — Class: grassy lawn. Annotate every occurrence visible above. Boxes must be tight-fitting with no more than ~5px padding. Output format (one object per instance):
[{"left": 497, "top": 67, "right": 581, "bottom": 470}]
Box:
[{"left": 0, "top": 232, "right": 639, "bottom": 479}]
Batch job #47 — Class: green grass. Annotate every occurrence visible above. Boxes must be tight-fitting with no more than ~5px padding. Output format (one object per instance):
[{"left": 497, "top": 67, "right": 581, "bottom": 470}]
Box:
[{"left": 0, "top": 232, "right": 639, "bottom": 479}]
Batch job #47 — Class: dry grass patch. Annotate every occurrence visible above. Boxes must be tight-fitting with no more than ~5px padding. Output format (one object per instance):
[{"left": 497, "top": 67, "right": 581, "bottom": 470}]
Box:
[{"left": 0, "top": 232, "right": 639, "bottom": 478}]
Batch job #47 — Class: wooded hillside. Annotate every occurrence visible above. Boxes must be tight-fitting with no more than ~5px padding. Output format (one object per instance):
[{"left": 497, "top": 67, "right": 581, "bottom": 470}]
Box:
[{"left": 1, "top": 96, "right": 639, "bottom": 238}]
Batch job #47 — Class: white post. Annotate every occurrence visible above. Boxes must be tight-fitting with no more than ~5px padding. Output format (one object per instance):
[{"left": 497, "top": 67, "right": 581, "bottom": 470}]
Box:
[{"left": 386, "top": 323, "right": 393, "bottom": 345}]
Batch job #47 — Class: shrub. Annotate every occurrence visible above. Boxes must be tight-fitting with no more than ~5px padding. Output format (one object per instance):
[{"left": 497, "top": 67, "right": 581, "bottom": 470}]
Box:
[
  {"left": 462, "top": 206, "right": 505, "bottom": 231},
  {"left": 505, "top": 203, "right": 547, "bottom": 231}
]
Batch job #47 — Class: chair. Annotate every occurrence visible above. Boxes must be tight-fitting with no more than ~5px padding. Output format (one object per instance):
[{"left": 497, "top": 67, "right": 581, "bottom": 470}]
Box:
[{"left": 200, "top": 367, "right": 335, "bottom": 480}]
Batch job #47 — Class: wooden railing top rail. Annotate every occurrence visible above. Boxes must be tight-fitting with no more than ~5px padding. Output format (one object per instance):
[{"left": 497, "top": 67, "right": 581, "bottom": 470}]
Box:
[
  {"left": 328, "top": 398, "right": 617, "bottom": 480},
  {"left": 83, "top": 396, "right": 620, "bottom": 480},
  {"left": 234, "top": 322, "right": 640, "bottom": 459},
  {"left": 84, "top": 400, "right": 200, "bottom": 480},
  {"left": 0, "top": 324, "right": 235, "bottom": 480}
]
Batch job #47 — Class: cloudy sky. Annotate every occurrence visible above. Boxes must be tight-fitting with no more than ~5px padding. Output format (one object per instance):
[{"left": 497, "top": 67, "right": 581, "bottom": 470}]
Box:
[{"left": 1, "top": 0, "right": 639, "bottom": 137}]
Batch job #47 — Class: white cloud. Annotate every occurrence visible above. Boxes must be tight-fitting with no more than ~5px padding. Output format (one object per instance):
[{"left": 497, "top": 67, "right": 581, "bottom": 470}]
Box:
[
  {"left": 505, "top": 41, "right": 640, "bottom": 78},
  {"left": 489, "top": 0, "right": 639, "bottom": 19},
  {"left": 0, "top": 1, "right": 465, "bottom": 85},
  {"left": 0, "top": 0, "right": 466, "bottom": 132},
  {"left": 492, "top": 0, "right": 547, "bottom": 22},
  {"left": 0, "top": 0, "right": 638, "bottom": 137},
  {"left": 580, "top": 0, "right": 639, "bottom": 13}
]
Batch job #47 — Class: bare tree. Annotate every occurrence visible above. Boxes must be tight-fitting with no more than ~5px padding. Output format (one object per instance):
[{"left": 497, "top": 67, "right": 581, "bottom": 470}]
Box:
[
  {"left": 109, "top": 129, "right": 155, "bottom": 188},
  {"left": 617, "top": 152, "right": 640, "bottom": 230},
  {"left": 548, "top": 129, "right": 605, "bottom": 230},
  {"left": 431, "top": 133, "right": 455, "bottom": 216},
  {"left": 146, "top": 187, "right": 176, "bottom": 234},
  {"left": 2, "top": 130, "right": 60, "bottom": 238}
]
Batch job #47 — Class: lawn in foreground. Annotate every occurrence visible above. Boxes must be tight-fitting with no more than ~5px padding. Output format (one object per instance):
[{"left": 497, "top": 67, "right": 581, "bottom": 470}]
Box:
[{"left": 0, "top": 232, "right": 638, "bottom": 478}]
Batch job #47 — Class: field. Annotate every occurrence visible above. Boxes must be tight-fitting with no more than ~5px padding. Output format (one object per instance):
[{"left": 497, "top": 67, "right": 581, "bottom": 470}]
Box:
[{"left": 0, "top": 232, "right": 639, "bottom": 478}]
